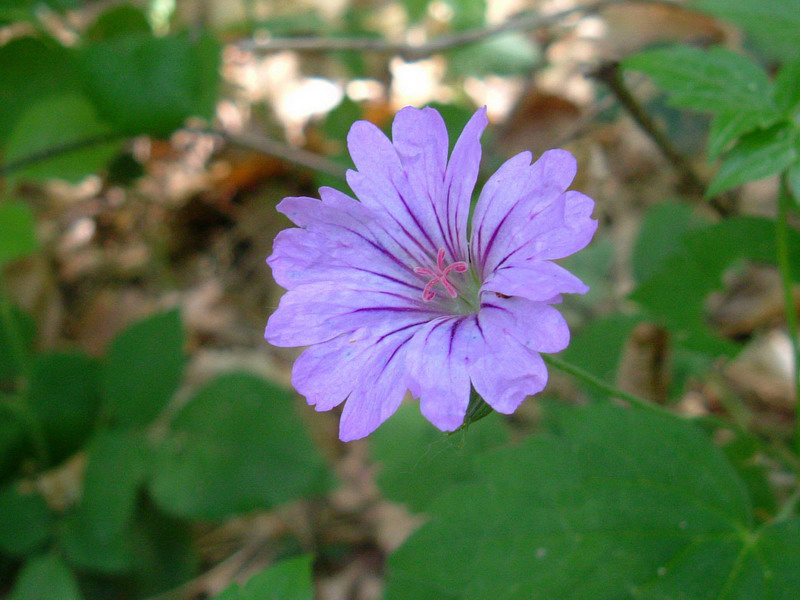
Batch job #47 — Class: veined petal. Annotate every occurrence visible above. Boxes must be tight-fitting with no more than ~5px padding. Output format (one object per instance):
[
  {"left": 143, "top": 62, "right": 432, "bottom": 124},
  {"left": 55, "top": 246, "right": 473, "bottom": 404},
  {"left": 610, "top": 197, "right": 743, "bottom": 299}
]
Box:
[
  {"left": 471, "top": 149, "right": 578, "bottom": 276},
  {"left": 481, "top": 260, "right": 589, "bottom": 302},
  {"left": 444, "top": 107, "right": 488, "bottom": 260},
  {"left": 265, "top": 283, "right": 441, "bottom": 347},
  {"left": 468, "top": 319, "right": 548, "bottom": 413},
  {"left": 346, "top": 120, "right": 443, "bottom": 261},
  {"left": 479, "top": 295, "right": 570, "bottom": 353},
  {"left": 392, "top": 106, "right": 449, "bottom": 214},
  {"left": 339, "top": 334, "right": 413, "bottom": 441},
  {"left": 406, "top": 316, "right": 475, "bottom": 432}
]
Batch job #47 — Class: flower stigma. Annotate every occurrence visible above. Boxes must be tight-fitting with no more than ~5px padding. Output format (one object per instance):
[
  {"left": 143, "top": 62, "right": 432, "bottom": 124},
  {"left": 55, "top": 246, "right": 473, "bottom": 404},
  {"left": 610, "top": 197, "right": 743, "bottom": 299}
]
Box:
[{"left": 414, "top": 248, "right": 469, "bottom": 302}]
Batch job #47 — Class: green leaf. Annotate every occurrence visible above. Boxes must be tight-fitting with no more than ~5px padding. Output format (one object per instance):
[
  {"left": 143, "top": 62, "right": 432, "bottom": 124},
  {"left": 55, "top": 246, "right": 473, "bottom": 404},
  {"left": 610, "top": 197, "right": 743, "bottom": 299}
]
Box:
[
  {"left": 693, "top": 0, "right": 800, "bottom": 61},
  {"left": 631, "top": 217, "right": 800, "bottom": 355},
  {"left": 385, "top": 403, "right": 800, "bottom": 600},
  {"left": 371, "top": 403, "right": 508, "bottom": 512},
  {"left": 79, "top": 32, "right": 221, "bottom": 136},
  {"left": 788, "top": 161, "right": 800, "bottom": 206},
  {"left": 405, "top": 0, "right": 430, "bottom": 22},
  {"left": 775, "top": 59, "right": 800, "bottom": 115},
  {"left": 448, "top": 33, "right": 540, "bottom": 78},
  {"left": 707, "top": 124, "right": 797, "bottom": 197},
  {"left": 0, "top": 408, "right": 27, "bottom": 483},
  {"left": 86, "top": 4, "right": 151, "bottom": 41},
  {"left": 212, "top": 555, "right": 314, "bottom": 600},
  {"left": 0, "top": 37, "right": 80, "bottom": 145},
  {"left": 632, "top": 202, "right": 707, "bottom": 283},
  {"left": 560, "top": 314, "right": 642, "bottom": 393},
  {"left": 623, "top": 46, "right": 775, "bottom": 113},
  {"left": 0, "top": 306, "right": 35, "bottom": 384},
  {"left": 446, "top": 0, "right": 485, "bottom": 30},
  {"left": 129, "top": 503, "right": 198, "bottom": 597},
  {"left": 4, "top": 93, "right": 120, "bottom": 183},
  {"left": 62, "top": 430, "right": 150, "bottom": 572},
  {"left": 28, "top": 353, "right": 101, "bottom": 465},
  {"left": 707, "top": 110, "right": 773, "bottom": 161},
  {"left": 0, "top": 201, "right": 37, "bottom": 267},
  {"left": 149, "top": 373, "right": 330, "bottom": 520},
  {"left": 11, "top": 554, "right": 84, "bottom": 600},
  {"left": 0, "top": 484, "right": 52, "bottom": 557},
  {"left": 101, "top": 309, "right": 184, "bottom": 429}
]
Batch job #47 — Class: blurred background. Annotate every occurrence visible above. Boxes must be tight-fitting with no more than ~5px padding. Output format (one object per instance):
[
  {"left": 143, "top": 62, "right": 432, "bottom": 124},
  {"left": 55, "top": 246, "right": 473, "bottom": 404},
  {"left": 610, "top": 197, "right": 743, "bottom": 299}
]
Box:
[{"left": 1, "top": 0, "right": 798, "bottom": 598}]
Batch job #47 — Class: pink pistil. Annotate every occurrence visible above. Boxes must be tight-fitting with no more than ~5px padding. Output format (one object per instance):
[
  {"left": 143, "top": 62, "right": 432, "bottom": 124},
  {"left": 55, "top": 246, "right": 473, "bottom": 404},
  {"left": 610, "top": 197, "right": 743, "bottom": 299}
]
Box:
[{"left": 414, "top": 248, "right": 469, "bottom": 301}]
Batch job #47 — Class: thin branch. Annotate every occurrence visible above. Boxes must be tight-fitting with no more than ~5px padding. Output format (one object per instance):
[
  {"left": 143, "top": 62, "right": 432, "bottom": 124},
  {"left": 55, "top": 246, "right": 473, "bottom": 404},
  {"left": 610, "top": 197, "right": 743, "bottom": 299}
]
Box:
[
  {"left": 223, "top": 131, "right": 348, "bottom": 180},
  {"left": 590, "top": 62, "right": 736, "bottom": 215},
  {"left": 0, "top": 133, "right": 125, "bottom": 176},
  {"left": 238, "top": 0, "right": 683, "bottom": 60},
  {"left": 542, "top": 353, "right": 680, "bottom": 419},
  {"left": 0, "top": 129, "right": 348, "bottom": 181},
  {"left": 775, "top": 173, "right": 800, "bottom": 453}
]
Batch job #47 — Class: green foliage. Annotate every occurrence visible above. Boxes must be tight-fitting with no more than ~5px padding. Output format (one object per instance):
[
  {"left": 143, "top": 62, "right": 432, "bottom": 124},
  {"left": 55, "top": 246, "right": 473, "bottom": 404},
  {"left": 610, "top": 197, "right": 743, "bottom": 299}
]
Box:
[
  {"left": 62, "top": 431, "right": 151, "bottom": 572},
  {"left": 623, "top": 46, "right": 775, "bottom": 114},
  {"left": 775, "top": 60, "right": 800, "bottom": 115},
  {"left": 707, "top": 124, "right": 798, "bottom": 197},
  {"left": 213, "top": 555, "right": 314, "bottom": 600},
  {"left": 371, "top": 403, "right": 508, "bottom": 512},
  {"left": 707, "top": 110, "right": 772, "bottom": 161},
  {"left": 101, "top": 309, "right": 184, "bottom": 429},
  {"left": 86, "top": 4, "right": 152, "bottom": 41},
  {"left": 0, "top": 485, "right": 52, "bottom": 557},
  {"left": 28, "top": 353, "right": 101, "bottom": 465},
  {"left": 79, "top": 32, "right": 221, "bottom": 136},
  {"left": 129, "top": 504, "right": 198, "bottom": 597},
  {"left": 560, "top": 314, "right": 642, "bottom": 395},
  {"left": 632, "top": 202, "right": 707, "bottom": 283},
  {"left": 0, "top": 408, "right": 27, "bottom": 482},
  {"left": 10, "top": 554, "right": 84, "bottom": 600},
  {"left": 0, "top": 201, "right": 37, "bottom": 267},
  {"left": 4, "top": 93, "right": 120, "bottom": 183},
  {"left": 0, "top": 37, "right": 80, "bottom": 145},
  {"left": 631, "top": 217, "right": 800, "bottom": 355},
  {"left": 0, "top": 307, "right": 35, "bottom": 384},
  {"left": 693, "top": 0, "right": 800, "bottom": 61},
  {"left": 149, "top": 373, "right": 330, "bottom": 520},
  {"left": 385, "top": 404, "right": 800, "bottom": 600}
]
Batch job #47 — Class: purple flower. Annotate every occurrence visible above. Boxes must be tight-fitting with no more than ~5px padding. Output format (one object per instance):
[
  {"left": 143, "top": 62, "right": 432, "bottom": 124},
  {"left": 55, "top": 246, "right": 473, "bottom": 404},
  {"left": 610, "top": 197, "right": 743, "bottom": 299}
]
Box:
[{"left": 265, "top": 106, "right": 596, "bottom": 441}]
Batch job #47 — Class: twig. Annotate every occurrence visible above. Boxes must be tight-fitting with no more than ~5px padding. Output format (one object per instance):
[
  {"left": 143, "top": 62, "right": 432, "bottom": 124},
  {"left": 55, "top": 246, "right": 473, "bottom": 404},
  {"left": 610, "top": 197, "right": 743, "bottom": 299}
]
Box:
[
  {"left": 223, "top": 131, "right": 348, "bottom": 180},
  {"left": 590, "top": 62, "right": 732, "bottom": 209},
  {"left": 238, "top": 0, "right": 683, "bottom": 60},
  {"left": 0, "top": 129, "right": 348, "bottom": 181},
  {"left": 542, "top": 353, "right": 680, "bottom": 419},
  {"left": 0, "top": 133, "right": 125, "bottom": 176},
  {"left": 775, "top": 173, "right": 800, "bottom": 453}
]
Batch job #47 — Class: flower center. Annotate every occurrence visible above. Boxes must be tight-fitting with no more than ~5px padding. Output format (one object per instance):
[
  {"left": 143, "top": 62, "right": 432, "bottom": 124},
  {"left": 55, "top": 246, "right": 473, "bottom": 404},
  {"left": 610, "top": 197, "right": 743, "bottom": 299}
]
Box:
[{"left": 414, "top": 248, "right": 469, "bottom": 301}]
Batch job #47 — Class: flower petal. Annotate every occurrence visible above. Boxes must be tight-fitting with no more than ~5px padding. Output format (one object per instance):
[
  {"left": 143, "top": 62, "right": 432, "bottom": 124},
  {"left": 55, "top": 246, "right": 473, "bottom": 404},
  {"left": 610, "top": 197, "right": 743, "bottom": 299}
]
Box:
[
  {"left": 338, "top": 335, "right": 412, "bottom": 441},
  {"left": 265, "top": 283, "right": 441, "bottom": 346},
  {"left": 346, "top": 120, "right": 442, "bottom": 263},
  {"left": 444, "top": 107, "right": 487, "bottom": 260},
  {"left": 468, "top": 319, "right": 548, "bottom": 413},
  {"left": 406, "top": 316, "right": 474, "bottom": 431},
  {"left": 479, "top": 295, "right": 570, "bottom": 353},
  {"left": 481, "top": 260, "right": 589, "bottom": 301},
  {"left": 470, "top": 149, "right": 578, "bottom": 276}
]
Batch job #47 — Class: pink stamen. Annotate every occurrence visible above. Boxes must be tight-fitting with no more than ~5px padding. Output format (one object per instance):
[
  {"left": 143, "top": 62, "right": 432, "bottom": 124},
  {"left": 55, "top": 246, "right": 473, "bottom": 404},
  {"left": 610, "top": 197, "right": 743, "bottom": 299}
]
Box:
[{"left": 414, "top": 248, "right": 468, "bottom": 301}]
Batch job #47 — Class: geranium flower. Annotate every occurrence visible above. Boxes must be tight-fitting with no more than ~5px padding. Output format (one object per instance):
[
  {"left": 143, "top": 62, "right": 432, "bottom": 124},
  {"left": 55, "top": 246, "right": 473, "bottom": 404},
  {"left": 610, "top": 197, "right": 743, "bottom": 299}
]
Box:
[{"left": 266, "top": 106, "right": 596, "bottom": 441}]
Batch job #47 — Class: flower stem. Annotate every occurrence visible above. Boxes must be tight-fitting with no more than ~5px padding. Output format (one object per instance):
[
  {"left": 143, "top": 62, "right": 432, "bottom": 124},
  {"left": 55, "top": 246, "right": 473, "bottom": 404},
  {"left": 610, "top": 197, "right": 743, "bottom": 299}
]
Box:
[
  {"left": 776, "top": 173, "right": 800, "bottom": 454},
  {"left": 542, "top": 354, "right": 678, "bottom": 419}
]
